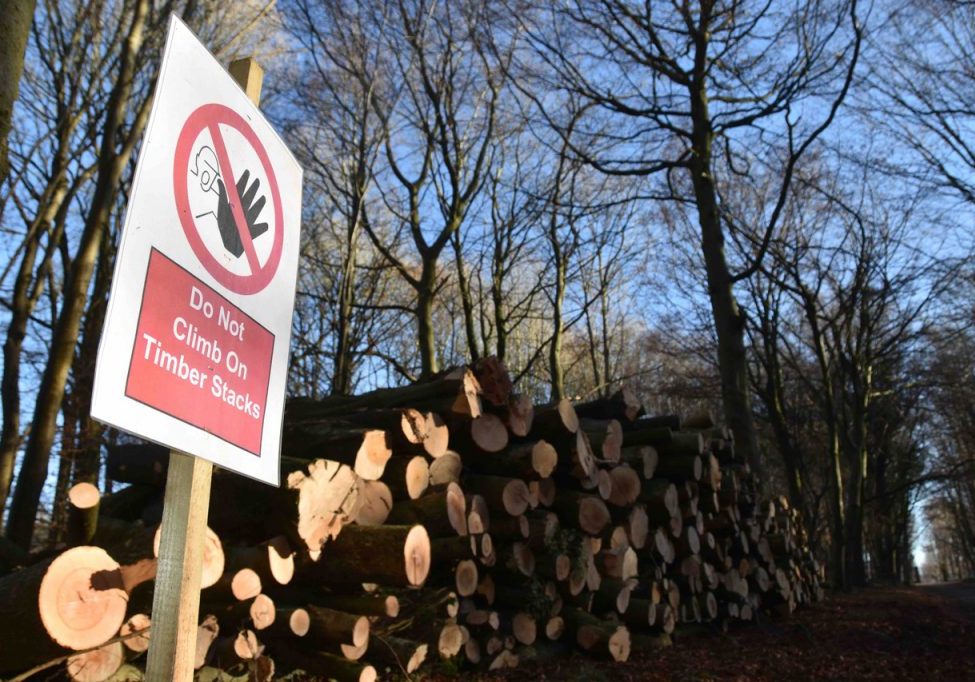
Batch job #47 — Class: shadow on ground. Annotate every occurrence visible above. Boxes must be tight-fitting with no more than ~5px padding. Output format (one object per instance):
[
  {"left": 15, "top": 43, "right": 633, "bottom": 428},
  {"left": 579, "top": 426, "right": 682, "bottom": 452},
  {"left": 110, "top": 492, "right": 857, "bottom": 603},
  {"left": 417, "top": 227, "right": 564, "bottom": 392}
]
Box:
[{"left": 477, "top": 583, "right": 975, "bottom": 681}]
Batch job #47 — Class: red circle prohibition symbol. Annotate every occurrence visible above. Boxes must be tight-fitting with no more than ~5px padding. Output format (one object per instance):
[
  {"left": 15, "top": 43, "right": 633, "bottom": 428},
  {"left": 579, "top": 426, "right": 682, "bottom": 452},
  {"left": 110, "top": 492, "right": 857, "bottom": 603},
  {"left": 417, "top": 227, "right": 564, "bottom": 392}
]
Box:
[{"left": 173, "top": 103, "right": 283, "bottom": 295}]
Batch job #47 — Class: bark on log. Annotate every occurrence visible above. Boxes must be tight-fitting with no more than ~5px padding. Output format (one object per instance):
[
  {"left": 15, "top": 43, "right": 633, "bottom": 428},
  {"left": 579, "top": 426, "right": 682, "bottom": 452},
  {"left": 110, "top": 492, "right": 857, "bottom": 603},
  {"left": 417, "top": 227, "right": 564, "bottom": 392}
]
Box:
[
  {"left": 369, "top": 635, "right": 429, "bottom": 674},
  {"left": 386, "top": 482, "right": 467, "bottom": 537},
  {"left": 463, "top": 475, "right": 531, "bottom": 517},
  {"left": 225, "top": 537, "right": 295, "bottom": 588},
  {"left": 530, "top": 400, "right": 579, "bottom": 439},
  {"left": 282, "top": 426, "right": 392, "bottom": 481},
  {"left": 383, "top": 455, "right": 430, "bottom": 500},
  {"left": 298, "top": 524, "right": 431, "bottom": 587},
  {"left": 574, "top": 387, "right": 644, "bottom": 423}
]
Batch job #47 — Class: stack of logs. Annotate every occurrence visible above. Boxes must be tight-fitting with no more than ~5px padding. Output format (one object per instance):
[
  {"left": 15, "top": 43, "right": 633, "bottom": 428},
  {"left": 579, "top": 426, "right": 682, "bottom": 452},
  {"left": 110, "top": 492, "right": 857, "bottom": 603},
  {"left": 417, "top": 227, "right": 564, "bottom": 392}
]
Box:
[{"left": 0, "top": 358, "right": 824, "bottom": 681}]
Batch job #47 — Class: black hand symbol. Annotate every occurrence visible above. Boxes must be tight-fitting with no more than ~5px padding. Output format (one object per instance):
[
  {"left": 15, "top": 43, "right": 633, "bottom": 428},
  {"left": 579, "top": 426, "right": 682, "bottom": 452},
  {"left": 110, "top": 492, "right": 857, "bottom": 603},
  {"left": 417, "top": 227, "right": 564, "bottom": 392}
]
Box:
[{"left": 216, "top": 169, "right": 269, "bottom": 258}]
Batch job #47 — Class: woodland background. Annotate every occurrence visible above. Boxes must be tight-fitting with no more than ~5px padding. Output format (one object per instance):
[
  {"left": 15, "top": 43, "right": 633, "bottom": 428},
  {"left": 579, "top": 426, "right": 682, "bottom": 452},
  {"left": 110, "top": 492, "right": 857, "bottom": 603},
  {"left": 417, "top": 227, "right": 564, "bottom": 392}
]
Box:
[{"left": 1, "top": 0, "right": 974, "bottom": 592}]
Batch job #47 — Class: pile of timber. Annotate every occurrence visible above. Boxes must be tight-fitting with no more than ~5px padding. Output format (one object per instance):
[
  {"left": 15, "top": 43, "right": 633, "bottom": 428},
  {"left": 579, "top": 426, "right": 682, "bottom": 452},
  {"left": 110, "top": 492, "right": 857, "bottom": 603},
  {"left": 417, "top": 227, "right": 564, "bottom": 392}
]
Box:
[{"left": 0, "top": 358, "right": 824, "bottom": 680}]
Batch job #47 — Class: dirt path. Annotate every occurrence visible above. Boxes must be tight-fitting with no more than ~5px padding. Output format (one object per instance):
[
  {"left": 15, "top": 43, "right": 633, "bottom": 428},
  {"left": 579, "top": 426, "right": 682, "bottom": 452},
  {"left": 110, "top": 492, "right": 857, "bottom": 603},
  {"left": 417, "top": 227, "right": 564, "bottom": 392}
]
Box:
[
  {"left": 480, "top": 584, "right": 975, "bottom": 681},
  {"left": 919, "top": 580, "right": 975, "bottom": 620}
]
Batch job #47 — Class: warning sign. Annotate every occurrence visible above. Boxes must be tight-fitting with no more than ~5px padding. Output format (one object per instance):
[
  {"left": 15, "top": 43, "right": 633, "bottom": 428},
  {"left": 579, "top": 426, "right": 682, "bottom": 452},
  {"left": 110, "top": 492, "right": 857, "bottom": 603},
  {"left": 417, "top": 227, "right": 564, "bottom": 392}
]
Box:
[
  {"left": 126, "top": 249, "right": 273, "bottom": 454},
  {"left": 90, "top": 18, "right": 302, "bottom": 485},
  {"left": 173, "top": 104, "right": 284, "bottom": 294}
]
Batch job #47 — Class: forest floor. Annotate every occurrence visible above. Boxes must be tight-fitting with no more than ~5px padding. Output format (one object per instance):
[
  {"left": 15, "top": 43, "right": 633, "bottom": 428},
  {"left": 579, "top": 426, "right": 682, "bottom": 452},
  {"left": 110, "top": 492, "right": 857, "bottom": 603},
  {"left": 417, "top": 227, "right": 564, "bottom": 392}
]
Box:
[{"left": 480, "top": 582, "right": 975, "bottom": 682}]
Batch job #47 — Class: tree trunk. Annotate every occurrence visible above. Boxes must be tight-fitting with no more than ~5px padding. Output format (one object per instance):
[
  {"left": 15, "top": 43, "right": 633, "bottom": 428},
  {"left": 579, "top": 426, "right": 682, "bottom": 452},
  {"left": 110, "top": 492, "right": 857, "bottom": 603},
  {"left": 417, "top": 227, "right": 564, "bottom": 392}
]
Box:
[
  {"left": 417, "top": 259, "right": 439, "bottom": 380},
  {"left": 687, "top": 73, "right": 765, "bottom": 491},
  {"left": 0, "top": 0, "right": 35, "bottom": 187}
]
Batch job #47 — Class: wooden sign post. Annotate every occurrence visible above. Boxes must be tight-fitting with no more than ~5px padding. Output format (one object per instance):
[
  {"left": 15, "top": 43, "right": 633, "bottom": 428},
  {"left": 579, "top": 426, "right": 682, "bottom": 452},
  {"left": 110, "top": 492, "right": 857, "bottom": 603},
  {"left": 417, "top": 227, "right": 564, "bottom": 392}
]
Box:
[
  {"left": 90, "top": 12, "right": 300, "bottom": 674},
  {"left": 144, "top": 58, "right": 264, "bottom": 681}
]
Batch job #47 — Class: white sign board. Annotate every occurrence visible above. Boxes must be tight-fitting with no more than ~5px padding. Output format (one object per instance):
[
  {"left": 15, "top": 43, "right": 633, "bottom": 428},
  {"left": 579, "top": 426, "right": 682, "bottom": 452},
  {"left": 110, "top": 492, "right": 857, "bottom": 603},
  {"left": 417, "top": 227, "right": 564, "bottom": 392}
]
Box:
[{"left": 92, "top": 17, "right": 302, "bottom": 485}]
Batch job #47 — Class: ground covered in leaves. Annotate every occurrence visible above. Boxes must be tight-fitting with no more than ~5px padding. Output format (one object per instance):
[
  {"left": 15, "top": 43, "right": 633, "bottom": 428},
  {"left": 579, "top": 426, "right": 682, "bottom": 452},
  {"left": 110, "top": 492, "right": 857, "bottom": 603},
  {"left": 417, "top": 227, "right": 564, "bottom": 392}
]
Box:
[{"left": 484, "top": 582, "right": 975, "bottom": 681}]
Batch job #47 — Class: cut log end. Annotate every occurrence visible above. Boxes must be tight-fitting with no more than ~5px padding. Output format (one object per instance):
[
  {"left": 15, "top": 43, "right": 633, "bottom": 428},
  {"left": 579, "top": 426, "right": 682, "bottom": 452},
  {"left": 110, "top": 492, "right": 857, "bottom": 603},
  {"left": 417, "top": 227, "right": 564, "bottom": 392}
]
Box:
[
  {"left": 68, "top": 482, "right": 100, "bottom": 510},
  {"left": 120, "top": 613, "right": 151, "bottom": 652},
  {"left": 67, "top": 641, "right": 124, "bottom": 682},
  {"left": 532, "top": 440, "right": 558, "bottom": 479},
  {"left": 291, "top": 459, "right": 359, "bottom": 552},
  {"left": 267, "top": 536, "right": 295, "bottom": 585},
  {"left": 471, "top": 413, "right": 510, "bottom": 453},
  {"left": 405, "top": 525, "right": 432, "bottom": 587},
  {"left": 355, "top": 430, "right": 393, "bottom": 480},
  {"left": 355, "top": 480, "right": 393, "bottom": 526},
  {"left": 39, "top": 546, "right": 128, "bottom": 650},
  {"left": 250, "top": 593, "right": 276, "bottom": 630},
  {"left": 405, "top": 456, "right": 431, "bottom": 499},
  {"left": 195, "top": 615, "right": 220, "bottom": 670},
  {"left": 455, "top": 559, "right": 479, "bottom": 597},
  {"left": 424, "top": 412, "right": 450, "bottom": 457},
  {"left": 290, "top": 608, "right": 310, "bottom": 637},
  {"left": 231, "top": 568, "right": 262, "bottom": 601}
]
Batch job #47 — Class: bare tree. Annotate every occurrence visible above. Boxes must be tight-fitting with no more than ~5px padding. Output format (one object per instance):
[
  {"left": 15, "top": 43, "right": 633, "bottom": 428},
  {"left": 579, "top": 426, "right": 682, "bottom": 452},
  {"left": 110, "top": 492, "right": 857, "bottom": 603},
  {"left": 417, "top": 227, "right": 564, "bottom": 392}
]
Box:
[
  {"left": 524, "top": 0, "right": 862, "bottom": 483},
  {"left": 362, "top": 0, "right": 507, "bottom": 379},
  {"left": 281, "top": 0, "right": 401, "bottom": 395}
]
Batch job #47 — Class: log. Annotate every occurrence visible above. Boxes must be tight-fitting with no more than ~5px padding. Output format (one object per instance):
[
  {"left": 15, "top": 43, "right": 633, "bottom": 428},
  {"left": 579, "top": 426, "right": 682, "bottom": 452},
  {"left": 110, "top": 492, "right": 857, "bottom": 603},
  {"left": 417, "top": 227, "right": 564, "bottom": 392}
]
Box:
[
  {"left": 429, "top": 451, "right": 463, "bottom": 486},
  {"left": 582, "top": 418, "right": 623, "bottom": 463},
  {"left": 277, "top": 646, "right": 377, "bottom": 681},
  {"left": 106, "top": 442, "right": 169, "bottom": 487},
  {"left": 67, "top": 482, "right": 101, "bottom": 547},
  {"left": 550, "top": 491, "right": 611, "bottom": 536},
  {"left": 533, "top": 477, "right": 557, "bottom": 507},
  {"left": 250, "top": 594, "right": 277, "bottom": 631},
  {"left": 353, "top": 480, "right": 393, "bottom": 526},
  {"left": 563, "top": 609, "right": 631, "bottom": 662},
  {"left": 209, "top": 629, "right": 261, "bottom": 667},
  {"left": 472, "top": 356, "right": 514, "bottom": 407},
  {"left": 287, "top": 368, "right": 481, "bottom": 419},
  {"left": 620, "top": 445, "right": 658, "bottom": 479},
  {"left": 463, "top": 475, "right": 532, "bottom": 517},
  {"left": 282, "top": 426, "right": 392, "bottom": 481},
  {"left": 298, "top": 524, "right": 431, "bottom": 587},
  {"left": 0, "top": 546, "right": 129, "bottom": 675},
  {"left": 260, "top": 607, "right": 309, "bottom": 639},
  {"left": 369, "top": 635, "right": 428, "bottom": 674},
  {"left": 501, "top": 393, "right": 534, "bottom": 437},
  {"left": 386, "top": 482, "right": 467, "bottom": 537},
  {"left": 383, "top": 455, "right": 430, "bottom": 500},
  {"left": 451, "top": 413, "right": 510, "bottom": 454},
  {"left": 306, "top": 605, "right": 370, "bottom": 648},
  {"left": 467, "top": 440, "right": 558, "bottom": 480},
  {"left": 574, "top": 387, "right": 644, "bottom": 422},
  {"left": 152, "top": 524, "right": 224, "bottom": 589},
  {"left": 631, "top": 415, "right": 681, "bottom": 431},
  {"left": 225, "top": 537, "right": 295, "bottom": 587},
  {"left": 512, "top": 612, "right": 537, "bottom": 645},
  {"left": 207, "top": 458, "right": 360, "bottom": 555},
  {"left": 294, "top": 407, "right": 449, "bottom": 458},
  {"left": 607, "top": 465, "right": 641, "bottom": 507},
  {"left": 195, "top": 614, "right": 220, "bottom": 670},
  {"left": 640, "top": 480, "right": 679, "bottom": 524},
  {"left": 530, "top": 399, "right": 579, "bottom": 439},
  {"left": 655, "top": 453, "right": 703, "bottom": 482},
  {"left": 202, "top": 568, "right": 262, "bottom": 603},
  {"left": 625, "top": 505, "right": 649, "bottom": 550},
  {"left": 66, "top": 641, "right": 125, "bottom": 682},
  {"left": 286, "top": 459, "right": 359, "bottom": 553},
  {"left": 120, "top": 613, "right": 151, "bottom": 653}
]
